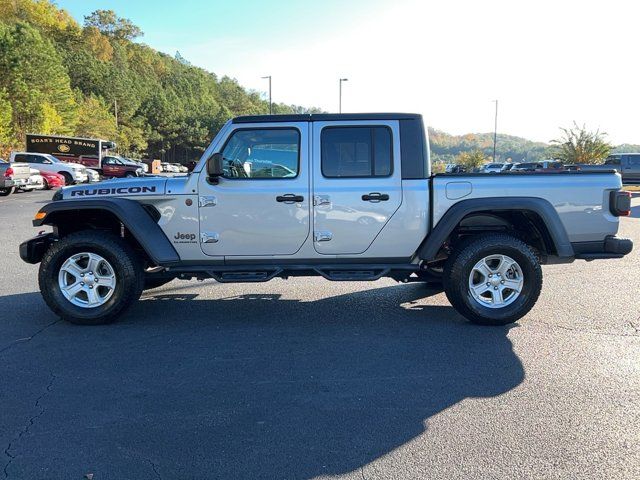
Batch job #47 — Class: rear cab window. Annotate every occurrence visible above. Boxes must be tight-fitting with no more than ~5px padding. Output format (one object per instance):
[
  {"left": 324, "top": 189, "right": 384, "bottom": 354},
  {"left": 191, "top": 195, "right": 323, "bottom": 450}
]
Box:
[{"left": 321, "top": 126, "right": 392, "bottom": 178}]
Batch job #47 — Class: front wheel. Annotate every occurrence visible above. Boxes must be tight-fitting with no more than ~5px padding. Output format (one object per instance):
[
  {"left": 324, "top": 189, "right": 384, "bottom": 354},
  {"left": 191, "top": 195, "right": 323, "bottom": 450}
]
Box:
[
  {"left": 443, "top": 233, "right": 542, "bottom": 326},
  {"left": 60, "top": 172, "right": 74, "bottom": 185},
  {"left": 39, "top": 231, "right": 144, "bottom": 325}
]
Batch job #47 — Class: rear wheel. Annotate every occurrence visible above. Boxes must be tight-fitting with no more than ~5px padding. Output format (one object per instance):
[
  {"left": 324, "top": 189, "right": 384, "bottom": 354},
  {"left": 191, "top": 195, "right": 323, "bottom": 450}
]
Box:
[
  {"left": 39, "top": 230, "right": 144, "bottom": 325},
  {"left": 42, "top": 178, "right": 50, "bottom": 190},
  {"left": 443, "top": 233, "right": 542, "bottom": 326},
  {"left": 0, "top": 186, "right": 14, "bottom": 196}
]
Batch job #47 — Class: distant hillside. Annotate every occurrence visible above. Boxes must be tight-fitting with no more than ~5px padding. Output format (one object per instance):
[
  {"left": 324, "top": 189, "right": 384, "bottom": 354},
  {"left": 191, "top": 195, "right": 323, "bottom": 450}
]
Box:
[{"left": 429, "top": 129, "right": 549, "bottom": 164}]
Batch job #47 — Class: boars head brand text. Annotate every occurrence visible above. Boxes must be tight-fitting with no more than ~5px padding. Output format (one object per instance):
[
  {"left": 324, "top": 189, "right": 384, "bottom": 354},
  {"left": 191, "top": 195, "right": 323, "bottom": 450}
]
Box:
[{"left": 70, "top": 186, "right": 157, "bottom": 197}]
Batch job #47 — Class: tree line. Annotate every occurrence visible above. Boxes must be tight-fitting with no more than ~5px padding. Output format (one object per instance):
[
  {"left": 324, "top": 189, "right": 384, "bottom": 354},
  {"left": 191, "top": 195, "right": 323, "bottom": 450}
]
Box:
[{"left": 0, "top": 0, "right": 320, "bottom": 160}]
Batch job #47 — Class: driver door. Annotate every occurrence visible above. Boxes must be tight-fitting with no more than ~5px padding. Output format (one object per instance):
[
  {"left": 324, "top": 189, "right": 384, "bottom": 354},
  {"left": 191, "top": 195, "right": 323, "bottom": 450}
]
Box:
[{"left": 198, "top": 123, "right": 310, "bottom": 257}]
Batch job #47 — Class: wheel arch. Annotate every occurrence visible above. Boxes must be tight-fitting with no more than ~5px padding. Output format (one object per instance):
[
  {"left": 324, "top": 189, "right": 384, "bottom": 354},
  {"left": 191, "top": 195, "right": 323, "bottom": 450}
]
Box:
[
  {"left": 418, "top": 197, "right": 574, "bottom": 263},
  {"left": 32, "top": 198, "right": 179, "bottom": 266}
]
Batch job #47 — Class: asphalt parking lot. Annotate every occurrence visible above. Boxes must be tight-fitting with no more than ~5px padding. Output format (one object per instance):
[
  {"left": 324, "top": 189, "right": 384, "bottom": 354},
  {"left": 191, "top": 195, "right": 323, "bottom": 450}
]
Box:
[{"left": 1, "top": 189, "right": 639, "bottom": 480}]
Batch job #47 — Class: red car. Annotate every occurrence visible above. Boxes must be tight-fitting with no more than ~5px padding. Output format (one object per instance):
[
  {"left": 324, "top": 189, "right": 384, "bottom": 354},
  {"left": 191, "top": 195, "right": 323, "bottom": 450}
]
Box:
[{"left": 39, "top": 170, "right": 65, "bottom": 189}]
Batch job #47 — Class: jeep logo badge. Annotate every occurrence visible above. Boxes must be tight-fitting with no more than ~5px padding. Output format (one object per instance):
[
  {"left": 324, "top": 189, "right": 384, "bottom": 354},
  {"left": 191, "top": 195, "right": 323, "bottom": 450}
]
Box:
[{"left": 173, "top": 232, "right": 197, "bottom": 244}]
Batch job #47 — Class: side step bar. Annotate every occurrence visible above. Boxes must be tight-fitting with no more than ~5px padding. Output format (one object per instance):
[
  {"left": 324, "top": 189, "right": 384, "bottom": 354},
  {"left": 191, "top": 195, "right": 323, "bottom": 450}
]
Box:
[{"left": 170, "top": 264, "right": 420, "bottom": 283}]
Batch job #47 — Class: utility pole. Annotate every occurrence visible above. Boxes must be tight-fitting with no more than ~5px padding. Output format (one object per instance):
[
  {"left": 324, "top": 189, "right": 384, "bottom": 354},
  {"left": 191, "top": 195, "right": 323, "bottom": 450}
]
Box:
[
  {"left": 114, "top": 100, "right": 119, "bottom": 130},
  {"left": 492, "top": 99, "right": 498, "bottom": 162},
  {"left": 261, "top": 76, "right": 272, "bottom": 114},
  {"left": 339, "top": 78, "right": 348, "bottom": 113}
]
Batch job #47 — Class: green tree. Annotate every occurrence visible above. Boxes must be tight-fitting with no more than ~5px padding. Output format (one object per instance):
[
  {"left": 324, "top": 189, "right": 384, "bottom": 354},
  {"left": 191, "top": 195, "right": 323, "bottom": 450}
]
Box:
[
  {"left": 0, "top": 22, "right": 78, "bottom": 143},
  {"left": 0, "top": 89, "right": 14, "bottom": 157},
  {"left": 456, "top": 150, "right": 487, "bottom": 170},
  {"left": 83, "top": 10, "right": 143, "bottom": 40},
  {"left": 549, "top": 123, "right": 611, "bottom": 164},
  {"left": 75, "top": 93, "right": 117, "bottom": 139}
]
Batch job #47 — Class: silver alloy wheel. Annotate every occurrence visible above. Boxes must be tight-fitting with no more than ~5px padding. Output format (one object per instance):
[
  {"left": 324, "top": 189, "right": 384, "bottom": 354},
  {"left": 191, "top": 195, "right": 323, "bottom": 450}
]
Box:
[
  {"left": 468, "top": 254, "right": 524, "bottom": 309},
  {"left": 58, "top": 252, "right": 116, "bottom": 308}
]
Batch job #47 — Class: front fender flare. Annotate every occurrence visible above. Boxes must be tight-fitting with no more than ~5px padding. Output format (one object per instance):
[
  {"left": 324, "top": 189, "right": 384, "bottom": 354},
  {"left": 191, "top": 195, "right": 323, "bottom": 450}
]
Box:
[
  {"left": 418, "top": 197, "right": 574, "bottom": 261},
  {"left": 33, "top": 198, "right": 180, "bottom": 266}
]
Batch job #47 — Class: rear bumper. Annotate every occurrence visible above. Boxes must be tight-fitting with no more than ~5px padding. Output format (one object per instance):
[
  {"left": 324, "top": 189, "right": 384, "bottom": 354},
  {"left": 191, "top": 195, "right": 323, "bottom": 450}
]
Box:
[
  {"left": 19, "top": 232, "right": 56, "bottom": 264},
  {"left": 1, "top": 179, "right": 15, "bottom": 188},
  {"left": 573, "top": 235, "right": 633, "bottom": 260}
]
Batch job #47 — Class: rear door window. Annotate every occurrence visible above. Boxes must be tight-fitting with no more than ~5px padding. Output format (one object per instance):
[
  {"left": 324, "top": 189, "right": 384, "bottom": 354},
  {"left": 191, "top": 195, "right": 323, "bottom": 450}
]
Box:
[{"left": 321, "top": 126, "right": 392, "bottom": 178}]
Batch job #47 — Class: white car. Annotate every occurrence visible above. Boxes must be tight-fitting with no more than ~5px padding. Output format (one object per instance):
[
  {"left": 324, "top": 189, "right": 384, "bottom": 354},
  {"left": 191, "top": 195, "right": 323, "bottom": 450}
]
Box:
[
  {"left": 161, "top": 162, "right": 180, "bottom": 173},
  {"left": 86, "top": 169, "right": 101, "bottom": 182},
  {"left": 19, "top": 168, "right": 45, "bottom": 191},
  {"left": 10, "top": 152, "right": 88, "bottom": 184},
  {"left": 482, "top": 163, "right": 504, "bottom": 173}
]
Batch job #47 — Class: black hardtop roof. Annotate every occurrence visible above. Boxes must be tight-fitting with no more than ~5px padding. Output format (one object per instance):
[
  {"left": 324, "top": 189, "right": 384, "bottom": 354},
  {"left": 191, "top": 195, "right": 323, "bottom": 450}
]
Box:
[{"left": 232, "top": 113, "right": 423, "bottom": 124}]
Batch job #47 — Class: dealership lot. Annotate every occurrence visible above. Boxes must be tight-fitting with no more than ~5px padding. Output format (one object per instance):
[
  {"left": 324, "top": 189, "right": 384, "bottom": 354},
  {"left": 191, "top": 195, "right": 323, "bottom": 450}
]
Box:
[{"left": 1, "top": 190, "right": 639, "bottom": 479}]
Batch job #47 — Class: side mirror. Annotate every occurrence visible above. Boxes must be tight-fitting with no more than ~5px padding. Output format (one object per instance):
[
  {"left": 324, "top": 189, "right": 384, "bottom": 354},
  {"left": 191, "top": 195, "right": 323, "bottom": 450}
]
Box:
[{"left": 207, "top": 153, "right": 224, "bottom": 180}]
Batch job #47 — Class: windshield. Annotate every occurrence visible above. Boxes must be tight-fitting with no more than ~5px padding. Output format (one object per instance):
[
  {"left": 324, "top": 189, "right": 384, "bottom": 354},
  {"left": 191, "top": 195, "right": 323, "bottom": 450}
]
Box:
[{"left": 44, "top": 154, "right": 60, "bottom": 163}]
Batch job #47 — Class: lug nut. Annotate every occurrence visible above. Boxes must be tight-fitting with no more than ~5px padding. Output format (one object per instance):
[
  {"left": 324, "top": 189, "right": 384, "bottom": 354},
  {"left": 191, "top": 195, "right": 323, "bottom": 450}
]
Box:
[
  {"left": 494, "top": 286, "right": 498, "bottom": 290},
  {"left": 80, "top": 273, "right": 84, "bottom": 277},
  {"left": 501, "top": 280, "right": 505, "bottom": 284},
  {"left": 486, "top": 282, "right": 491, "bottom": 286},
  {"left": 488, "top": 274, "right": 493, "bottom": 278},
  {"left": 89, "top": 285, "right": 93, "bottom": 289}
]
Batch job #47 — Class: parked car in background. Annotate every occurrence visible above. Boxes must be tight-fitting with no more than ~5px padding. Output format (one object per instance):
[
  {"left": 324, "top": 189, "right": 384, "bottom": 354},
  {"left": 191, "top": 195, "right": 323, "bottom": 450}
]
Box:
[
  {"left": 0, "top": 158, "right": 31, "bottom": 195},
  {"left": 122, "top": 157, "right": 149, "bottom": 173},
  {"left": 501, "top": 163, "right": 518, "bottom": 172},
  {"left": 101, "top": 156, "right": 144, "bottom": 178},
  {"left": 481, "top": 163, "right": 504, "bottom": 173},
  {"left": 9, "top": 152, "right": 88, "bottom": 185},
  {"left": 445, "top": 164, "right": 466, "bottom": 174},
  {"left": 39, "top": 171, "right": 65, "bottom": 189},
  {"left": 160, "top": 162, "right": 180, "bottom": 173},
  {"left": 573, "top": 154, "right": 640, "bottom": 183},
  {"left": 511, "top": 162, "right": 541, "bottom": 172},
  {"left": 538, "top": 160, "right": 566, "bottom": 172},
  {"left": 86, "top": 169, "right": 101, "bottom": 182},
  {"left": 171, "top": 163, "right": 188, "bottom": 173},
  {"left": 20, "top": 168, "right": 46, "bottom": 191}
]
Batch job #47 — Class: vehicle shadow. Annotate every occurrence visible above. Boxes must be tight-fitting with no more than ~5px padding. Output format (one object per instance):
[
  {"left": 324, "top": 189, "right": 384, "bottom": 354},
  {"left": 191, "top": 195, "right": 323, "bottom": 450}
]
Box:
[{"left": 0, "top": 283, "right": 524, "bottom": 479}]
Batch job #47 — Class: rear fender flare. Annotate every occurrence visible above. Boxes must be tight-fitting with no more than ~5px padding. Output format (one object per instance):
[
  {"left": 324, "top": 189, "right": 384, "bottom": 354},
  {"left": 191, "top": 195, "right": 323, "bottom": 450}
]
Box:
[{"left": 418, "top": 197, "right": 574, "bottom": 261}]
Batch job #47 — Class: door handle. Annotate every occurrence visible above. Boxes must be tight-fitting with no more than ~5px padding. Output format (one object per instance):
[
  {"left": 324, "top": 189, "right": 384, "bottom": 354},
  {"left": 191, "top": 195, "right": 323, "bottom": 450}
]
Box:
[
  {"left": 361, "top": 192, "right": 389, "bottom": 202},
  {"left": 276, "top": 194, "right": 304, "bottom": 203}
]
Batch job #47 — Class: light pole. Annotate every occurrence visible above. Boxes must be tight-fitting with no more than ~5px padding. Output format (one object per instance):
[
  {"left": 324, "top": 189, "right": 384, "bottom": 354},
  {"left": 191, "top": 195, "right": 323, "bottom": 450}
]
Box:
[
  {"left": 492, "top": 99, "right": 498, "bottom": 162},
  {"left": 339, "top": 78, "right": 348, "bottom": 113},
  {"left": 262, "top": 76, "right": 272, "bottom": 114}
]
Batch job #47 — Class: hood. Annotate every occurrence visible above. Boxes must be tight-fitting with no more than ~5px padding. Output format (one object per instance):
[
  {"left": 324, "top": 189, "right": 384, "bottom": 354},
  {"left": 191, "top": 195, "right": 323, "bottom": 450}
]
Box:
[{"left": 59, "top": 177, "right": 168, "bottom": 200}]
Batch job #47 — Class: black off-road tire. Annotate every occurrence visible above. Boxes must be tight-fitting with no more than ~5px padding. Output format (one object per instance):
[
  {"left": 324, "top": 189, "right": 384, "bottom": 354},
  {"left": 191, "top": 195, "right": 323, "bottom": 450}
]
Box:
[
  {"left": 443, "top": 233, "right": 543, "bottom": 326},
  {"left": 39, "top": 230, "right": 144, "bottom": 325},
  {"left": 0, "top": 186, "right": 14, "bottom": 196}
]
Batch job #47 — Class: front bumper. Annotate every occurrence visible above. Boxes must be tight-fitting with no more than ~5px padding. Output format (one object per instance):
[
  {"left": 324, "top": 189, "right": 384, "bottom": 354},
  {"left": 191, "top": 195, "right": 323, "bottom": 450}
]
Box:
[
  {"left": 72, "top": 172, "right": 89, "bottom": 183},
  {"left": 19, "top": 232, "right": 56, "bottom": 264},
  {"left": 573, "top": 235, "right": 634, "bottom": 260}
]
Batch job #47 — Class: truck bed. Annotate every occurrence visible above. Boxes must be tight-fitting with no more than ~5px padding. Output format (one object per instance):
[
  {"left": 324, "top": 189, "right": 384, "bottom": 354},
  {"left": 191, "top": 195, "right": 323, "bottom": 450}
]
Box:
[{"left": 432, "top": 171, "right": 622, "bottom": 243}]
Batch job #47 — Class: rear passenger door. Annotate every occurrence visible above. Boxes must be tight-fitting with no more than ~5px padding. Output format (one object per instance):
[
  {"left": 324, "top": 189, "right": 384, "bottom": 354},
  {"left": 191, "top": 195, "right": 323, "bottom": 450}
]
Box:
[{"left": 312, "top": 121, "right": 402, "bottom": 255}]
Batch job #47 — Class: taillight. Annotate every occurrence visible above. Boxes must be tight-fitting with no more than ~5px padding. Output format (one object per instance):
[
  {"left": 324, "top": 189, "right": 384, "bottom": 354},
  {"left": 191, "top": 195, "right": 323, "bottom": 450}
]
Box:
[
  {"left": 610, "top": 190, "right": 632, "bottom": 217},
  {"left": 4, "top": 167, "right": 13, "bottom": 177}
]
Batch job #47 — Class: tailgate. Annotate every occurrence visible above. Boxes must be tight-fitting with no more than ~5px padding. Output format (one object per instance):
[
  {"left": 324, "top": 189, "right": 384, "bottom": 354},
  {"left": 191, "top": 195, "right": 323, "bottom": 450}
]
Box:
[{"left": 9, "top": 162, "right": 31, "bottom": 181}]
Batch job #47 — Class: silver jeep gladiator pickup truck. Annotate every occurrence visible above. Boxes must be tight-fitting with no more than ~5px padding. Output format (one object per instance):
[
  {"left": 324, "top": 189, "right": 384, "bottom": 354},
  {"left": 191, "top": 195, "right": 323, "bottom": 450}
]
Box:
[{"left": 20, "top": 113, "right": 633, "bottom": 326}]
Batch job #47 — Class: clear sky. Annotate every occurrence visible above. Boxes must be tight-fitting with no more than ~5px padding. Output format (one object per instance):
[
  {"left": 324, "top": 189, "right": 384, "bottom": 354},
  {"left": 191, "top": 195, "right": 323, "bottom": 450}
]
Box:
[{"left": 57, "top": 0, "right": 640, "bottom": 144}]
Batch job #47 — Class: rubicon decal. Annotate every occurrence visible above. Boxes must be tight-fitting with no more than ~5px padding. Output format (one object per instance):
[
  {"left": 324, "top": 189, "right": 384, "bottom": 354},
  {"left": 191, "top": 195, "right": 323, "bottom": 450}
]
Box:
[{"left": 70, "top": 186, "right": 157, "bottom": 197}]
